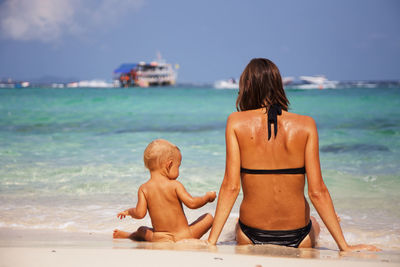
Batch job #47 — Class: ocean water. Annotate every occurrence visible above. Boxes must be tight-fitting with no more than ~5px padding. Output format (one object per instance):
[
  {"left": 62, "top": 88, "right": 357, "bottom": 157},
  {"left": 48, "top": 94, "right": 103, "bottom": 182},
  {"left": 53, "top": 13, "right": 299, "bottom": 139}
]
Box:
[{"left": 0, "top": 86, "right": 399, "bottom": 251}]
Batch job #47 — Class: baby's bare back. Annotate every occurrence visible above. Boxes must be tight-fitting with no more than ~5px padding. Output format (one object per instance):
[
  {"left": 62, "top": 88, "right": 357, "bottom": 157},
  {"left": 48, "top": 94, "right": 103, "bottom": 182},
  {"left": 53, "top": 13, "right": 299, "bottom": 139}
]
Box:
[{"left": 141, "top": 179, "right": 192, "bottom": 239}]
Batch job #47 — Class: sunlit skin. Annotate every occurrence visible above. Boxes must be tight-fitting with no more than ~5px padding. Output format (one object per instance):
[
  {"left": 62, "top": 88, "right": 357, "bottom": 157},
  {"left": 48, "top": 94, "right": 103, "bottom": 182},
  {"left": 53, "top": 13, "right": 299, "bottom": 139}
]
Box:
[
  {"left": 114, "top": 141, "right": 216, "bottom": 242},
  {"left": 208, "top": 108, "right": 380, "bottom": 252}
]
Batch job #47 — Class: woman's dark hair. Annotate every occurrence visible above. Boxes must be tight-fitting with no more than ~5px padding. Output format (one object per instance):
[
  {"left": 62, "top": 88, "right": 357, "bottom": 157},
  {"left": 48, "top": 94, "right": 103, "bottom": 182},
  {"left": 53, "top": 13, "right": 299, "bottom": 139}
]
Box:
[{"left": 236, "top": 58, "right": 289, "bottom": 112}]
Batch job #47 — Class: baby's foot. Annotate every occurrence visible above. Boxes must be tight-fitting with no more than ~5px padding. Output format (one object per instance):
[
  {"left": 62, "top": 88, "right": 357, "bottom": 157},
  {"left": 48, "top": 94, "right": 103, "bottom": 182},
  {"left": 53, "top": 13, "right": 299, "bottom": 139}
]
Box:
[{"left": 113, "top": 229, "right": 132, "bottom": 239}]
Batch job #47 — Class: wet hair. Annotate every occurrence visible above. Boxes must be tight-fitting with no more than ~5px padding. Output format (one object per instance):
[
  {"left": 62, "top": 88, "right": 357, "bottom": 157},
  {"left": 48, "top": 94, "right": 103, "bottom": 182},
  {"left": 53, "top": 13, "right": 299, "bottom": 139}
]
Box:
[
  {"left": 143, "top": 139, "right": 181, "bottom": 171},
  {"left": 236, "top": 58, "right": 289, "bottom": 112}
]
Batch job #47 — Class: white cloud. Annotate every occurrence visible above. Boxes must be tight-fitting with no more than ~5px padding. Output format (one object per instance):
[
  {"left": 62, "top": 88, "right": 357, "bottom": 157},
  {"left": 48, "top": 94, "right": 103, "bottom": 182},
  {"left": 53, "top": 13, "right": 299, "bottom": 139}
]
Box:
[{"left": 0, "top": 0, "right": 144, "bottom": 42}]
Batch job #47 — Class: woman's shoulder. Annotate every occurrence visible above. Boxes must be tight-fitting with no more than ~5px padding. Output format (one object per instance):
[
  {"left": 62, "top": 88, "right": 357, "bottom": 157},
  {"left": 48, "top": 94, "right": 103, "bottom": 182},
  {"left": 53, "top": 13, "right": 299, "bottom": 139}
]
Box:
[
  {"left": 284, "top": 111, "right": 317, "bottom": 131},
  {"left": 285, "top": 111, "right": 314, "bottom": 122},
  {"left": 225, "top": 112, "right": 240, "bottom": 131},
  {"left": 227, "top": 111, "right": 241, "bottom": 120},
  {"left": 226, "top": 110, "right": 256, "bottom": 126},
  {"left": 227, "top": 111, "right": 243, "bottom": 122}
]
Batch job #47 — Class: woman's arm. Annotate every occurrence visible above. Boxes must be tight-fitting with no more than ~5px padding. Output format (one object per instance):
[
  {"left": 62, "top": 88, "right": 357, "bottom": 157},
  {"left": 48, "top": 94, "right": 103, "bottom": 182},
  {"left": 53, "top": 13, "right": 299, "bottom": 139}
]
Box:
[
  {"left": 208, "top": 114, "right": 241, "bottom": 245},
  {"left": 305, "top": 118, "right": 379, "bottom": 252}
]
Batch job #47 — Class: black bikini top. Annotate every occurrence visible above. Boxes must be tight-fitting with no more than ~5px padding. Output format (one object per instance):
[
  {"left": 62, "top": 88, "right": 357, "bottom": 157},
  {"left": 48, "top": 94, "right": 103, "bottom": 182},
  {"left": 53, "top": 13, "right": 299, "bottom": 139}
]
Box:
[
  {"left": 267, "top": 104, "right": 282, "bottom": 140},
  {"left": 241, "top": 104, "right": 305, "bottom": 175},
  {"left": 241, "top": 167, "right": 305, "bottom": 175}
]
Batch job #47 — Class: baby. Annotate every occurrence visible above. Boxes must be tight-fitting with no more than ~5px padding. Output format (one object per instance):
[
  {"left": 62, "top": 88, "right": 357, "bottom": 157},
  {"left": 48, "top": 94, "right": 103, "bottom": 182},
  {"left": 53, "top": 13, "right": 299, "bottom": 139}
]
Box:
[{"left": 113, "top": 139, "right": 216, "bottom": 242}]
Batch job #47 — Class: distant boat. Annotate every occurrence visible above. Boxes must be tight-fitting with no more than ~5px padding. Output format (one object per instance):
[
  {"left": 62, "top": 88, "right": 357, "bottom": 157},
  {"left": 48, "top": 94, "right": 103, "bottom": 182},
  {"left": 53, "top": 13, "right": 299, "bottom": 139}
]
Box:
[
  {"left": 294, "top": 75, "right": 338, "bottom": 90},
  {"left": 67, "top": 80, "right": 114, "bottom": 88},
  {"left": 113, "top": 60, "right": 177, "bottom": 88},
  {"left": 0, "top": 80, "right": 30, "bottom": 88},
  {"left": 282, "top": 76, "right": 294, "bottom": 86},
  {"left": 214, "top": 76, "right": 293, "bottom": 89},
  {"left": 214, "top": 78, "right": 239, "bottom": 89}
]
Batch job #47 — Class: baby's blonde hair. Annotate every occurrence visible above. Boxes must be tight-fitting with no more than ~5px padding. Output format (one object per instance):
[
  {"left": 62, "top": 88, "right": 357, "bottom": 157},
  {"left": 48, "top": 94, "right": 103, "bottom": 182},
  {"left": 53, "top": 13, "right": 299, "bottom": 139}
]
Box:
[{"left": 143, "top": 139, "right": 180, "bottom": 171}]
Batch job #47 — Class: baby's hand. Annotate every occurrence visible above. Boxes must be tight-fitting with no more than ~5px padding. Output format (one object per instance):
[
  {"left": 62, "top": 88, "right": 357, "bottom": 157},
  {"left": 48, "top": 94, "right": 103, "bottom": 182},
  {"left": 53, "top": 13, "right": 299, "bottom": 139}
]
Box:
[
  {"left": 117, "top": 210, "right": 129, "bottom": 219},
  {"left": 206, "top": 191, "right": 217, "bottom": 202}
]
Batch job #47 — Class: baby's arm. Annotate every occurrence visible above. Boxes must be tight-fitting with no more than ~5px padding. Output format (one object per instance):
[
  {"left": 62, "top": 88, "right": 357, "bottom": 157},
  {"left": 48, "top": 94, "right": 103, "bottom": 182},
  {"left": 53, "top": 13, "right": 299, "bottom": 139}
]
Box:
[
  {"left": 117, "top": 186, "right": 147, "bottom": 219},
  {"left": 175, "top": 181, "right": 216, "bottom": 209}
]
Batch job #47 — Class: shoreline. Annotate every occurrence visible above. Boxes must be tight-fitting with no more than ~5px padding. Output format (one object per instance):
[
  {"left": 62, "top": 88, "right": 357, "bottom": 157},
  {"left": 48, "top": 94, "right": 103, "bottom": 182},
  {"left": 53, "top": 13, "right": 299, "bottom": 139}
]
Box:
[
  {"left": 0, "top": 227, "right": 398, "bottom": 266},
  {"left": 2, "top": 247, "right": 398, "bottom": 267}
]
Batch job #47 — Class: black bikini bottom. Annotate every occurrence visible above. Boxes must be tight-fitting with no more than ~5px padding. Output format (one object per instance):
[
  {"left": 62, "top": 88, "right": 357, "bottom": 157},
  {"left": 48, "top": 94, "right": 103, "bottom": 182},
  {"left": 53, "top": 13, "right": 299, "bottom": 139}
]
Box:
[{"left": 238, "top": 220, "right": 312, "bottom": 248}]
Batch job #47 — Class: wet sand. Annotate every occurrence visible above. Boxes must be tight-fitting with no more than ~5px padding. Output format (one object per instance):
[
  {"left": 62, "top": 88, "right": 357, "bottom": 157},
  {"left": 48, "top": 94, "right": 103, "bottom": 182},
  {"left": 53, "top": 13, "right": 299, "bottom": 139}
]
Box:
[{"left": 0, "top": 227, "right": 398, "bottom": 267}]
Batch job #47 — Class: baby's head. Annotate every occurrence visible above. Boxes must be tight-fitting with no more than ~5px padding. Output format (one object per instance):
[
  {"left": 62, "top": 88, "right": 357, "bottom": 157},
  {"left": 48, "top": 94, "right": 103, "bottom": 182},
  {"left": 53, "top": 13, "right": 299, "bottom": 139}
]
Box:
[{"left": 143, "top": 139, "right": 181, "bottom": 179}]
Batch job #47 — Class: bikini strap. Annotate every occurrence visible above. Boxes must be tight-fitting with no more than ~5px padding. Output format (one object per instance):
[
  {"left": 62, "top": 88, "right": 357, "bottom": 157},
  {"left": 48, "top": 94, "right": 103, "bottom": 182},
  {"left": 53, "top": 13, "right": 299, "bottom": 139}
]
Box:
[{"left": 267, "top": 104, "right": 282, "bottom": 140}]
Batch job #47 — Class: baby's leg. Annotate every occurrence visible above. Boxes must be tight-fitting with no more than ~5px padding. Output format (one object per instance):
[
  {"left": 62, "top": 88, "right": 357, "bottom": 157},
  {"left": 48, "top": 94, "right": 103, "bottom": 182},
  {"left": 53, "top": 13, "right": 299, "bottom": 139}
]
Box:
[
  {"left": 189, "top": 213, "right": 213, "bottom": 239},
  {"left": 113, "top": 226, "right": 154, "bottom": 241},
  {"left": 113, "top": 229, "right": 133, "bottom": 239}
]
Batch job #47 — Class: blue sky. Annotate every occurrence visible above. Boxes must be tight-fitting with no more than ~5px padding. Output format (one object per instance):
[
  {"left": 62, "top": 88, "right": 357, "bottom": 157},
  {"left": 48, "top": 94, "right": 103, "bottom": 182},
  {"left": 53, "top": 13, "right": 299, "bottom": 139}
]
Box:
[{"left": 0, "top": 0, "right": 399, "bottom": 83}]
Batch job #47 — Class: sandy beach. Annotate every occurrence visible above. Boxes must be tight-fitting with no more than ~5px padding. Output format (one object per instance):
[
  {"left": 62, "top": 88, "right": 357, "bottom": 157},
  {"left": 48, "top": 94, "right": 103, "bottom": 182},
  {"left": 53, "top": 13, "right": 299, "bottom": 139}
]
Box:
[
  {"left": 1, "top": 0, "right": 399, "bottom": 265},
  {"left": 0, "top": 227, "right": 398, "bottom": 267}
]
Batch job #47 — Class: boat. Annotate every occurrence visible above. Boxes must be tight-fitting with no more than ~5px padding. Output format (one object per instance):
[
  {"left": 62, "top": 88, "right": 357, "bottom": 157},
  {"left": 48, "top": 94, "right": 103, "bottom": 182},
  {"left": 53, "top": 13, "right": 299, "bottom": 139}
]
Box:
[
  {"left": 66, "top": 80, "right": 114, "bottom": 88},
  {"left": 214, "top": 76, "right": 294, "bottom": 89},
  {"left": 214, "top": 78, "right": 239, "bottom": 89},
  {"left": 113, "top": 60, "right": 177, "bottom": 88},
  {"left": 0, "top": 79, "right": 30, "bottom": 88},
  {"left": 282, "top": 76, "right": 294, "bottom": 86},
  {"left": 295, "top": 75, "right": 338, "bottom": 89}
]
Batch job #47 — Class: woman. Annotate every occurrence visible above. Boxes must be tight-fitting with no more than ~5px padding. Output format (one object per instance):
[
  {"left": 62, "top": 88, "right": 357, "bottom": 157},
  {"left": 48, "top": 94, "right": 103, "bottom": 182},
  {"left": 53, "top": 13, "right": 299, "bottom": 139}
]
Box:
[{"left": 208, "top": 58, "right": 379, "bottom": 251}]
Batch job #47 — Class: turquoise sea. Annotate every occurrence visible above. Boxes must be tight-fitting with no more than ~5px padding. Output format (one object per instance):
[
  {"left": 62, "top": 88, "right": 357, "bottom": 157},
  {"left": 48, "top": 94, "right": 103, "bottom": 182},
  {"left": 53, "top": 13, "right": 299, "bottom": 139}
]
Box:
[{"left": 0, "top": 86, "right": 399, "bottom": 251}]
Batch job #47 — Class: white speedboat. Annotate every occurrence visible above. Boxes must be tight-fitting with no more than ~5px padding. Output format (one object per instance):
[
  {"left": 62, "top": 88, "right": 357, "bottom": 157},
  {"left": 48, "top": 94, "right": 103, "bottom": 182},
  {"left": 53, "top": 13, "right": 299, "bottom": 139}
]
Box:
[
  {"left": 282, "top": 76, "right": 294, "bottom": 86},
  {"left": 214, "top": 78, "right": 239, "bottom": 89},
  {"left": 74, "top": 80, "right": 114, "bottom": 88},
  {"left": 215, "top": 76, "right": 293, "bottom": 89},
  {"left": 295, "top": 75, "right": 338, "bottom": 89}
]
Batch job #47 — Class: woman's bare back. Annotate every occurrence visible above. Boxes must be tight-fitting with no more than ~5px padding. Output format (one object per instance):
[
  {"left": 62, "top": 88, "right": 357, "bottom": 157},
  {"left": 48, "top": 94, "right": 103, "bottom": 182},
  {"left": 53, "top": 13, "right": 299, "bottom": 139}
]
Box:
[{"left": 231, "top": 108, "right": 314, "bottom": 230}]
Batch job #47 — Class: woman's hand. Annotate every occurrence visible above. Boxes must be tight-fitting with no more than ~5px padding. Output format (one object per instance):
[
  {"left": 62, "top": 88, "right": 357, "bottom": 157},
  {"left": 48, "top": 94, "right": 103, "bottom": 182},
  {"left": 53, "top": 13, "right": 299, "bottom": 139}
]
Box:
[
  {"left": 117, "top": 210, "right": 129, "bottom": 219},
  {"left": 205, "top": 240, "right": 218, "bottom": 251},
  {"left": 343, "top": 244, "right": 381, "bottom": 252}
]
